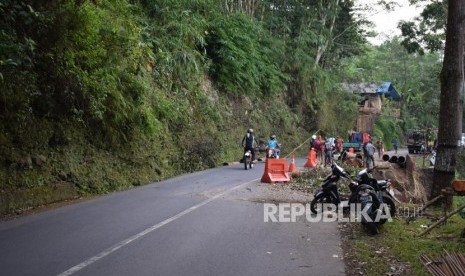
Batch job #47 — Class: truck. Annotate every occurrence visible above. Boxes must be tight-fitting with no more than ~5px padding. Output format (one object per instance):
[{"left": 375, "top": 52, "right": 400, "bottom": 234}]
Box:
[
  {"left": 406, "top": 129, "right": 426, "bottom": 154},
  {"left": 342, "top": 132, "right": 370, "bottom": 152}
]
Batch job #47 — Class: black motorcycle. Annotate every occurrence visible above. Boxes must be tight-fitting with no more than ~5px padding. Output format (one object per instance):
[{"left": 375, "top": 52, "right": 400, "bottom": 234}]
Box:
[
  {"left": 348, "top": 168, "right": 397, "bottom": 234},
  {"left": 353, "top": 168, "right": 397, "bottom": 217},
  {"left": 348, "top": 182, "right": 382, "bottom": 234},
  {"left": 310, "top": 162, "right": 348, "bottom": 214}
]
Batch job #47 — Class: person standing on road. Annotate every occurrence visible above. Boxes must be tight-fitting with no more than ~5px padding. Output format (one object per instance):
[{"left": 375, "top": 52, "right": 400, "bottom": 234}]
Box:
[
  {"left": 376, "top": 138, "right": 383, "bottom": 158},
  {"left": 314, "top": 135, "right": 324, "bottom": 165},
  {"left": 365, "top": 139, "right": 376, "bottom": 170},
  {"left": 336, "top": 136, "right": 343, "bottom": 153},
  {"left": 393, "top": 138, "right": 399, "bottom": 154},
  {"left": 242, "top": 128, "right": 257, "bottom": 164},
  {"left": 310, "top": 135, "right": 317, "bottom": 149},
  {"left": 324, "top": 138, "right": 333, "bottom": 167}
]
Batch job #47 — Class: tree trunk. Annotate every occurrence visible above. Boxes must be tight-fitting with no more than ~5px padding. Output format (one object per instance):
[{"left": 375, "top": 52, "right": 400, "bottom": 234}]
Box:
[
  {"left": 314, "top": 0, "right": 339, "bottom": 69},
  {"left": 432, "top": 0, "right": 464, "bottom": 209}
]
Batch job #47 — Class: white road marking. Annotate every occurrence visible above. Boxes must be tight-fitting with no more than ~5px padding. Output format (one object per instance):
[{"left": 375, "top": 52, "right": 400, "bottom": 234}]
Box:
[{"left": 57, "top": 178, "right": 260, "bottom": 276}]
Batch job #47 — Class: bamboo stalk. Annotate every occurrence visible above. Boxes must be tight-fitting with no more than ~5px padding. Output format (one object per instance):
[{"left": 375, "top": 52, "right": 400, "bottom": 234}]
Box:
[
  {"left": 421, "top": 251, "right": 465, "bottom": 276},
  {"left": 417, "top": 202, "right": 465, "bottom": 237}
]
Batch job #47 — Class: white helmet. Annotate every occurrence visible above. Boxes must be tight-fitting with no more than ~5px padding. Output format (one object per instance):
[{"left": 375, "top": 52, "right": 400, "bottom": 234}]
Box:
[{"left": 312, "top": 135, "right": 317, "bottom": 139}]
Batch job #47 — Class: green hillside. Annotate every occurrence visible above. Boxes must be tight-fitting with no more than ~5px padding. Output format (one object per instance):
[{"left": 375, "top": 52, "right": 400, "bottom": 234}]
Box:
[{"left": 0, "top": 0, "right": 441, "bottom": 215}]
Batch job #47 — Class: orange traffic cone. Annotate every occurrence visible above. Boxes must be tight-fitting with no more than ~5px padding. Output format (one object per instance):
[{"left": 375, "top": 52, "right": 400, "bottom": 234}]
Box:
[
  {"left": 304, "top": 148, "right": 317, "bottom": 168},
  {"left": 289, "top": 153, "right": 296, "bottom": 173}
]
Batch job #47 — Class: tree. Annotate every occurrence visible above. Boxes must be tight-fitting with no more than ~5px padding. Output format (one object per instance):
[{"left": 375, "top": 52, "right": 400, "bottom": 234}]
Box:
[
  {"left": 432, "top": 0, "right": 464, "bottom": 208},
  {"left": 224, "top": 0, "right": 257, "bottom": 16},
  {"left": 399, "top": 0, "right": 447, "bottom": 54}
]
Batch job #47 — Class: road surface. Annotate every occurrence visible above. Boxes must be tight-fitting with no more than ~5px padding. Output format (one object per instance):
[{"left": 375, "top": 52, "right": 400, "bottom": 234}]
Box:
[{"left": 0, "top": 160, "right": 345, "bottom": 276}]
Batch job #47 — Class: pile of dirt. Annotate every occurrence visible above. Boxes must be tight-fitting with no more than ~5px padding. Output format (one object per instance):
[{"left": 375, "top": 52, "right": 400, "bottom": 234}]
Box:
[{"left": 372, "top": 155, "right": 432, "bottom": 204}]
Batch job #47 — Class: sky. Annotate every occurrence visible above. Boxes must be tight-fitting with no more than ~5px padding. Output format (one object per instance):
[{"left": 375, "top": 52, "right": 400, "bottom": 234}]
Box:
[{"left": 355, "top": 0, "right": 426, "bottom": 45}]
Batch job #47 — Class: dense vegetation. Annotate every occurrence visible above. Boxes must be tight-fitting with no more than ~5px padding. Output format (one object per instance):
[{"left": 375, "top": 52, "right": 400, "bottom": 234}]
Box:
[
  {"left": 338, "top": 38, "right": 442, "bottom": 147},
  {"left": 0, "top": 0, "right": 442, "bottom": 214}
]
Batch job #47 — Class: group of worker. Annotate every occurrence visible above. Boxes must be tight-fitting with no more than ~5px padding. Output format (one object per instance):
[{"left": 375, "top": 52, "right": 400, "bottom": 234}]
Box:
[
  {"left": 241, "top": 128, "right": 399, "bottom": 170},
  {"left": 310, "top": 135, "right": 344, "bottom": 167},
  {"left": 311, "top": 133, "right": 390, "bottom": 170}
]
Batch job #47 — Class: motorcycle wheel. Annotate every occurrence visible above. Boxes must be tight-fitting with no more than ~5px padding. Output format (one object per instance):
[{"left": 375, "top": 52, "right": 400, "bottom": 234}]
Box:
[
  {"left": 310, "top": 193, "right": 335, "bottom": 214},
  {"left": 378, "top": 196, "right": 396, "bottom": 224},
  {"left": 244, "top": 156, "right": 249, "bottom": 170},
  {"left": 365, "top": 221, "right": 379, "bottom": 235},
  {"left": 361, "top": 191, "right": 380, "bottom": 235},
  {"left": 382, "top": 196, "right": 396, "bottom": 217}
]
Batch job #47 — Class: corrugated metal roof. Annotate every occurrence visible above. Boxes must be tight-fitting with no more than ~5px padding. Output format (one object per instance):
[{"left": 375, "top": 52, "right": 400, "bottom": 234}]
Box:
[
  {"left": 342, "top": 82, "right": 401, "bottom": 100},
  {"left": 376, "top": 82, "right": 392, "bottom": 93},
  {"left": 376, "top": 82, "right": 400, "bottom": 100},
  {"left": 341, "top": 82, "right": 378, "bottom": 94}
]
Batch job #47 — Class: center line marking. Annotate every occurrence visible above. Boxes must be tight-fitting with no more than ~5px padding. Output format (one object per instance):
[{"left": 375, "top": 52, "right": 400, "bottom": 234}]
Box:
[{"left": 57, "top": 178, "right": 259, "bottom": 276}]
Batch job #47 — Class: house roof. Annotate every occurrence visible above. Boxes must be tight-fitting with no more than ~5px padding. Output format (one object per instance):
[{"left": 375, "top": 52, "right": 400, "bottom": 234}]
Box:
[
  {"left": 376, "top": 82, "right": 400, "bottom": 100},
  {"left": 341, "top": 82, "right": 379, "bottom": 94},
  {"left": 342, "top": 82, "right": 401, "bottom": 101}
]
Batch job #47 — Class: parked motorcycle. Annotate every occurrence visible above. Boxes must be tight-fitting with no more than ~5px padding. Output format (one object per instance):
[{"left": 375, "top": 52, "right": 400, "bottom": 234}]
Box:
[
  {"left": 310, "top": 162, "right": 348, "bottom": 214},
  {"left": 310, "top": 163, "right": 396, "bottom": 234},
  {"left": 348, "top": 182, "right": 382, "bottom": 234},
  {"left": 348, "top": 168, "right": 397, "bottom": 234},
  {"left": 353, "top": 168, "right": 397, "bottom": 218}
]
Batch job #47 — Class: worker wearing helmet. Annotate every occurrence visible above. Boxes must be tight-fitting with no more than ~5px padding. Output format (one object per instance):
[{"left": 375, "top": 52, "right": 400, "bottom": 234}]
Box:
[
  {"left": 266, "top": 134, "right": 280, "bottom": 158},
  {"left": 310, "top": 135, "right": 317, "bottom": 149},
  {"left": 242, "top": 128, "right": 257, "bottom": 163}
]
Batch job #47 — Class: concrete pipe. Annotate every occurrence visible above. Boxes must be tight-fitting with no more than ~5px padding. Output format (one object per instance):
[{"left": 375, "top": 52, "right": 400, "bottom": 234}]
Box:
[
  {"left": 397, "top": 156, "right": 406, "bottom": 167},
  {"left": 389, "top": 155, "right": 398, "bottom": 163},
  {"left": 382, "top": 154, "right": 390, "bottom": 162}
]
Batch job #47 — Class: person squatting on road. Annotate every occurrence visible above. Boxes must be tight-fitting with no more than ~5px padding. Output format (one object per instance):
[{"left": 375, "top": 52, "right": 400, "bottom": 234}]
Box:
[{"left": 242, "top": 128, "right": 257, "bottom": 163}]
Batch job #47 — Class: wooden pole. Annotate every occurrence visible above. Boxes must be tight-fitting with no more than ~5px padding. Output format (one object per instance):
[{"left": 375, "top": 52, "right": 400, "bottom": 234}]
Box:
[{"left": 417, "top": 202, "right": 465, "bottom": 237}]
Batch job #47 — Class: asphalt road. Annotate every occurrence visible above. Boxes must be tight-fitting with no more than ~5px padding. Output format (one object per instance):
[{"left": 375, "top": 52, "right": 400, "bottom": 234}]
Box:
[{"left": 0, "top": 160, "right": 344, "bottom": 276}]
